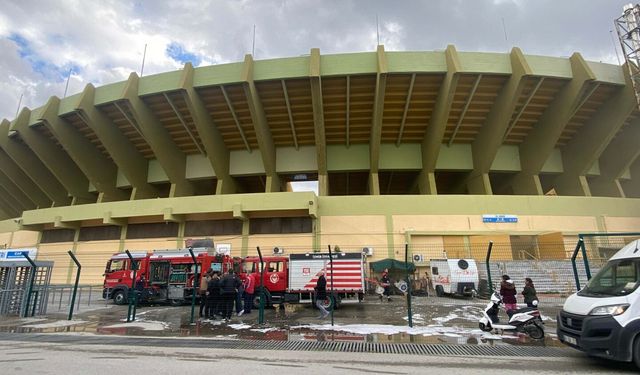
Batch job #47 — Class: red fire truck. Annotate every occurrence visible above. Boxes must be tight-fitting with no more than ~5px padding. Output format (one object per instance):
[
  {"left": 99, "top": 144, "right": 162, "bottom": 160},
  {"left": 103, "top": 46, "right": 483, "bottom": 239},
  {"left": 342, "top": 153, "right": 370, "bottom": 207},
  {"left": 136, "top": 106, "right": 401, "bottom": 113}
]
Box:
[
  {"left": 239, "top": 252, "right": 365, "bottom": 309},
  {"left": 102, "top": 248, "right": 233, "bottom": 306},
  {"left": 103, "top": 249, "right": 366, "bottom": 310}
]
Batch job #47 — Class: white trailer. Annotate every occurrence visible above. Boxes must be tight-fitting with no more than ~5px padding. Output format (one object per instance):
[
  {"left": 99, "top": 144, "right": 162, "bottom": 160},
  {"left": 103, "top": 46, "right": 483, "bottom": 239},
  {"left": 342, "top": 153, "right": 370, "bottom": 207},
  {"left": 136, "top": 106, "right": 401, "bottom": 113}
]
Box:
[
  {"left": 430, "top": 258, "right": 479, "bottom": 297},
  {"left": 287, "top": 252, "right": 365, "bottom": 307}
]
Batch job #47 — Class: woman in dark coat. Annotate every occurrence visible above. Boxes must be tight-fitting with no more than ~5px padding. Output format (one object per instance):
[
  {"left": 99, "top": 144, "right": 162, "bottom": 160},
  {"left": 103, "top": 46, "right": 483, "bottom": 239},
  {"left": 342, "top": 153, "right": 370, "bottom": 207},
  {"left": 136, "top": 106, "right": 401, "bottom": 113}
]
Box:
[
  {"left": 522, "top": 277, "right": 538, "bottom": 308},
  {"left": 499, "top": 274, "right": 517, "bottom": 313}
]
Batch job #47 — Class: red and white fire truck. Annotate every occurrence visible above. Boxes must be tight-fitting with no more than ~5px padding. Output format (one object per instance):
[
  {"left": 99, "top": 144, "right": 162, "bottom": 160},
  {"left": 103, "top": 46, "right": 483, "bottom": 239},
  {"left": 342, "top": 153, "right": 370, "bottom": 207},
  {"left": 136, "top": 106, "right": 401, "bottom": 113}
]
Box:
[
  {"left": 239, "top": 252, "right": 365, "bottom": 309},
  {"left": 102, "top": 248, "right": 233, "bottom": 305},
  {"left": 103, "top": 249, "right": 366, "bottom": 309}
]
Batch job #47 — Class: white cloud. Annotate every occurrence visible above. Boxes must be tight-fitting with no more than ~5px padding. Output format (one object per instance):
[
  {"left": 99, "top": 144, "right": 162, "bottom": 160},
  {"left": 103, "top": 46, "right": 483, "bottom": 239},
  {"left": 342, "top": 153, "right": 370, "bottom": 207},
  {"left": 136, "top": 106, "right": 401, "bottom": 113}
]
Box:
[{"left": 0, "top": 0, "right": 634, "bottom": 120}]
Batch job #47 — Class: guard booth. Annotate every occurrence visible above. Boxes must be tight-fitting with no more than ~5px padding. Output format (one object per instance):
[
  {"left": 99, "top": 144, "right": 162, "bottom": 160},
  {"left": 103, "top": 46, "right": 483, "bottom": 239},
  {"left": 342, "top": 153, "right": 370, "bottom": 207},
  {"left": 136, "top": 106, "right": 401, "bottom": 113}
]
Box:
[{"left": 0, "top": 249, "right": 54, "bottom": 316}]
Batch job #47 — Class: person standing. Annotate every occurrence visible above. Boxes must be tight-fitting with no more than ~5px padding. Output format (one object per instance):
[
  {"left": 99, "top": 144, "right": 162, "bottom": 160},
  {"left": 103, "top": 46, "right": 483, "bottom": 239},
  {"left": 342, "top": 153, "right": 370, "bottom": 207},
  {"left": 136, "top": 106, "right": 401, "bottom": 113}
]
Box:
[
  {"left": 380, "top": 269, "right": 391, "bottom": 302},
  {"left": 235, "top": 271, "right": 245, "bottom": 317},
  {"left": 220, "top": 269, "right": 238, "bottom": 321},
  {"left": 241, "top": 273, "right": 255, "bottom": 315},
  {"left": 522, "top": 277, "right": 538, "bottom": 308},
  {"left": 199, "top": 271, "right": 212, "bottom": 318},
  {"left": 206, "top": 271, "right": 221, "bottom": 319},
  {"left": 500, "top": 274, "right": 517, "bottom": 313},
  {"left": 314, "top": 270, "right": 330, "bottom": 319}
]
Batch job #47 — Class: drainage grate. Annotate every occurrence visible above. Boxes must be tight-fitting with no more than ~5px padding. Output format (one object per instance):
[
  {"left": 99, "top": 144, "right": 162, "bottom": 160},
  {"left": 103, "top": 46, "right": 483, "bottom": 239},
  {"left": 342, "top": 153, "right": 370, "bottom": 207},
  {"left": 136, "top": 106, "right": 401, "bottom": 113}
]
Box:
[{"left": 0, "top": 333, "right": 577, "bottom": 358}]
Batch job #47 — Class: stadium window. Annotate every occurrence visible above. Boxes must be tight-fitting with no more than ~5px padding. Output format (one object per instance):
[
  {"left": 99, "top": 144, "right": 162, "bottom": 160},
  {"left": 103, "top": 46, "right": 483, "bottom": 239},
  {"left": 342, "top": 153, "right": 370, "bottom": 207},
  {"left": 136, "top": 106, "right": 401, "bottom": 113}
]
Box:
[
  {"left": 126, "top": 222, "right": 179, "bottom": 239},
  {"left": 184, "top": 219, "right": 243, "bottom": 236},
  {"left": 249, "top": 217, "right": 312, "bottom": 234},
  {"left": 40, "top": 228, "right": 76, "bottom": 243},
  {"left": 78, "top": 225, "right": 121, "bottom": 241}
]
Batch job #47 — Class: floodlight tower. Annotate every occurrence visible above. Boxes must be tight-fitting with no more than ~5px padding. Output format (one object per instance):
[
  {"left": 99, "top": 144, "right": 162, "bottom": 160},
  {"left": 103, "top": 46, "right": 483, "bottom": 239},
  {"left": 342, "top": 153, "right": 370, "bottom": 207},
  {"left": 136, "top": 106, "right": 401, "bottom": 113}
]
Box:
[{"left": 615, "top": 3, "right": 640, "bottom": 107}]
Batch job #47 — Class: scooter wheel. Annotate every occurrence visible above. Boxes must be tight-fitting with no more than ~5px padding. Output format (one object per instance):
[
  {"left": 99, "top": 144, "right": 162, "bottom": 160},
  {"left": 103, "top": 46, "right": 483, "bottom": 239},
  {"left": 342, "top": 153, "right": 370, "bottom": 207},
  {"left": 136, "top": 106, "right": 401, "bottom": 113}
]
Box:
[
  {"left": 525, "top": 324, "right": 544, "bottom": 340},
  {"left": 479, "top": 322, "right": 492, "bottom": 332}
]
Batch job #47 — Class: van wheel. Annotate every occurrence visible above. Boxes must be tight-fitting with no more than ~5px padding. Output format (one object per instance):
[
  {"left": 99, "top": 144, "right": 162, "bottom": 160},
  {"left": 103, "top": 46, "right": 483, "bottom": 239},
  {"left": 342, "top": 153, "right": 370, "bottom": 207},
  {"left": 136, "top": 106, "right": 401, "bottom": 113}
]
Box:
[
  {"left": 113, "top": 290, "right": 127, "bottom": 305},
  {"left": 436, "top": 285, "right": 444, "bottom": 297},
  {"left": 633, "top": 335, "right": 640, "bottom": 369}
]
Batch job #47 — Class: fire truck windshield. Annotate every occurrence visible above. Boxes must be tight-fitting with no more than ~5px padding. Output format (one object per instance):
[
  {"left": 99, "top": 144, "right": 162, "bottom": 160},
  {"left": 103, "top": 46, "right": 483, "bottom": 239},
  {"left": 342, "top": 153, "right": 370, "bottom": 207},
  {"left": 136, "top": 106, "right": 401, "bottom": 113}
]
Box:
[{"left": 106, "top": 259, "right": 125, "bottom": 273}]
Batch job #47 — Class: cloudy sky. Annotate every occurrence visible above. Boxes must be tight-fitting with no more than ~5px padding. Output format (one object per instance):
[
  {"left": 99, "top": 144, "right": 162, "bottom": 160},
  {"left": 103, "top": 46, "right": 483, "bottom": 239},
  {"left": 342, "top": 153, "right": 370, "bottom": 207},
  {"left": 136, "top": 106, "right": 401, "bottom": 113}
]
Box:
[{"left": 0, "top": 0, "right": 634, "bottom": 121}]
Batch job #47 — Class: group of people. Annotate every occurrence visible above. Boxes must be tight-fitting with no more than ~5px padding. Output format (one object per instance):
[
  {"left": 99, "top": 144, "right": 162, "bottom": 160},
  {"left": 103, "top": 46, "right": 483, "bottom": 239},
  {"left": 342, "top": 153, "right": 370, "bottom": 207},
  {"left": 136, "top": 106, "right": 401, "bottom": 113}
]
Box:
[
  {"left": 199, "top": 268, "right": 256, "bottom": 321},
  {"left": 499, "top": 275, "right": 538, "bottom": 311}
]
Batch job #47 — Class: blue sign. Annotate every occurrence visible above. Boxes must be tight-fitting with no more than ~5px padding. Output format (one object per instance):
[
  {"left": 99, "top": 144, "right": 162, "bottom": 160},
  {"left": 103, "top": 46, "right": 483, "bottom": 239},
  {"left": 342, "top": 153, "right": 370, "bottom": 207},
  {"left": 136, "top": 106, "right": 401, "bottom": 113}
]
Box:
[
  {"left": 6, "top": 251, "right": 29, "bottom": 259},
  {"left": 483, "top": 214, "right": 518, "bottom": 223},
  {"left": 0, "top": 248, "right": 37, "bottom": 262}
]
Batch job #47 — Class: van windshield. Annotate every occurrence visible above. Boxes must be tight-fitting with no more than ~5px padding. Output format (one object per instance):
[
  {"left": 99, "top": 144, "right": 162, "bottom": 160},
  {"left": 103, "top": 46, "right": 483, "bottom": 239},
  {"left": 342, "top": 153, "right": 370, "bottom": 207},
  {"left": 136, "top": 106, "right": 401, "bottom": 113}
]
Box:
[{"left": 579, "top": 258, "right": 640, "bottom": 297}]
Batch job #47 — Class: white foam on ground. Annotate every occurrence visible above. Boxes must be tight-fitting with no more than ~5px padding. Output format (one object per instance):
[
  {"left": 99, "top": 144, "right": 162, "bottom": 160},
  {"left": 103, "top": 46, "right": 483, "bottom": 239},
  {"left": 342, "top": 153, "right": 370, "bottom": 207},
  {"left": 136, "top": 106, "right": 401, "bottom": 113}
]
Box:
[
  {"left": 105, "top": 320, "right": 170, "bottom": 331},
  {"left": 22, "top": 320, "right": 86, "bottom": 329},
  {"left": 250, "top": 327, "right": 279, "bottom": 333}
]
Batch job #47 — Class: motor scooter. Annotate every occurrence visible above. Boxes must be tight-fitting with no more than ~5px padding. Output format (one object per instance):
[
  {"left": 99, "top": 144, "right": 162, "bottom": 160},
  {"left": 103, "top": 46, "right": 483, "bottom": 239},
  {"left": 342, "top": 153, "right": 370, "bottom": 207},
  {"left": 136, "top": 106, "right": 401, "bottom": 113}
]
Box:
[{"left": 478, "top": 291, "right": 544, "bottom": 339}]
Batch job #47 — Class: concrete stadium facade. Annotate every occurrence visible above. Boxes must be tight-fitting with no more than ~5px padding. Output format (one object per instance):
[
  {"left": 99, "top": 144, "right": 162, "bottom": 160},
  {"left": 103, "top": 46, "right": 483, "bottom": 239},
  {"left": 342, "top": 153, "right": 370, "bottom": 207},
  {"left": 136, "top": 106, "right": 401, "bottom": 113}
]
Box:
[{"left": 0, "top": 45, "right": 639, "bottom": 284}]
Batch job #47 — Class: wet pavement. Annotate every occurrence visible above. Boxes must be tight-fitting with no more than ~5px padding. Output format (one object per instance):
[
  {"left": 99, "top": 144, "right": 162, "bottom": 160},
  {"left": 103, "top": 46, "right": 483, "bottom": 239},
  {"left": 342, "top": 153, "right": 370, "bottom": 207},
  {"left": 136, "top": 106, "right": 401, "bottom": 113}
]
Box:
[{"left": 0, "top": 295, "right": 563, "bottom": 348}]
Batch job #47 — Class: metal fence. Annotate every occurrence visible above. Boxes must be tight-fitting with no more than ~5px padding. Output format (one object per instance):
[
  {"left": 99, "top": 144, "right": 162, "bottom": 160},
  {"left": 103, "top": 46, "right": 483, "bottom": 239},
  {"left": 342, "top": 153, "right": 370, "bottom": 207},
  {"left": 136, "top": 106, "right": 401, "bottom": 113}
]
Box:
[{"left": 45, "top": 284, "right": 105, "bottom": 313}]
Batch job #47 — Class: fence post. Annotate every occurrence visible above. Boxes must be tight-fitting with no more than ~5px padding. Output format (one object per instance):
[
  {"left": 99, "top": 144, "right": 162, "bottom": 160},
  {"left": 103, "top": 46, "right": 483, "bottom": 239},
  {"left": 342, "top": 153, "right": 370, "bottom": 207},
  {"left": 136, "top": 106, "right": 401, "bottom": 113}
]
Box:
[
  {"left": 125, "top": 250, "right": 138, "bottom": 322},
  {"left": 485, "top": 241, "right": 494, "bottom": 294},
  {"left": 21, "top": 253, "right": 37, "bottom": 317},
  {"left": 257, "top": 246, "right": 265, "bottom": 324},
  {"left": 187, "top": 247, "right": 198, "bottom": 324},
  {"left": 67, "top": 250, "right": 82, "bottom": 320},
  {"left": 578, "top": 235, "right": 592, "bottom": 281},
  {"left": 405, "top": 243, "right": 413, "bottom": 328},
  {"left": 571, "top": 238, "right": 584, "bottom": 291},
  {"left": 328, "top": 245, "right": 335, "bottom": 326}
]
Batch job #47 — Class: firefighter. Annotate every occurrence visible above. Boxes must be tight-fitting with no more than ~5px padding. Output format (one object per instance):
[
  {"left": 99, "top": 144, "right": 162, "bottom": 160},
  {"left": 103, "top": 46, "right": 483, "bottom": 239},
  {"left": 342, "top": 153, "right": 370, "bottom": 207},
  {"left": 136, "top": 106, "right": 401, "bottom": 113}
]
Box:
[{"left": 241, "top": 273, "right": 255, "bottom": 315}]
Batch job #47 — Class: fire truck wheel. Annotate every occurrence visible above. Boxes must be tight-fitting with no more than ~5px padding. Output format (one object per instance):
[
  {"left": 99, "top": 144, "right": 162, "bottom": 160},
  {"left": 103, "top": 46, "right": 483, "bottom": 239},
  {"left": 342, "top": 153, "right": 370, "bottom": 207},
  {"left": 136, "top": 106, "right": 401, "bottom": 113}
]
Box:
[
  {"left": 169, "top": 299, "right": 183, "bottom": 307},
  {"left": 253, "top": 288, "right": 271, "bottom": 309},
  {"left": 113, "top": 290, "right": 127, "bottom": 305},
  {"left": 319, "top": 296, "right": 335, "bottom": 310}
]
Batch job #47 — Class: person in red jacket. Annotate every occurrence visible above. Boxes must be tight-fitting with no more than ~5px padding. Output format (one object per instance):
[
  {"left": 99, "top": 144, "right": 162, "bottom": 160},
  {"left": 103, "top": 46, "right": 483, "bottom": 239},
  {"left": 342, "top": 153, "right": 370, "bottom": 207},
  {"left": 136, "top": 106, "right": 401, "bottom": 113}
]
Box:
[
  {"left": 240, "top": 273, "right": 255, "bottom": 315},
  {"left": 500, "top": 274, "right": 517, "bottom": 313}
]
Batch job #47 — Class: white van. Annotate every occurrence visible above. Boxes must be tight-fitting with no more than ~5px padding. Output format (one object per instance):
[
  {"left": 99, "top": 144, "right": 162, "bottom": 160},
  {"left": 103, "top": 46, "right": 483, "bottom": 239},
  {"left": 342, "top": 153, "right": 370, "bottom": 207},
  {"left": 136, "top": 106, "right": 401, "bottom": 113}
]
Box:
[
  {"left": 430, "top": 258, "right": 478, "bottom": 297},
  {"left": 557, "top": 240, "right": 640, "bottom": 368}
]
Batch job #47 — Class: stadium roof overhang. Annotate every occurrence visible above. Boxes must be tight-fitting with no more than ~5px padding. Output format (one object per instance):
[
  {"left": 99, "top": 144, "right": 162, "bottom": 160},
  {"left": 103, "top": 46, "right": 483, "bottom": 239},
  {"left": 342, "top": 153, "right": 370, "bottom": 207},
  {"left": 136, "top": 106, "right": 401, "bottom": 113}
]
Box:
[{"left": 0, "top": 45, "right": 638, "bottom": 222}]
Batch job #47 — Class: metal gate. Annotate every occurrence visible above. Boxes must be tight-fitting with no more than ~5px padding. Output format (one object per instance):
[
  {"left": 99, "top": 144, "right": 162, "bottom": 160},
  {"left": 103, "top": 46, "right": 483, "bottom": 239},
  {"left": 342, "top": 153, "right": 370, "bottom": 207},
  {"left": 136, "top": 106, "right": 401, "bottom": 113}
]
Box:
[{"left": 0, "top": 260, "right": 54, "bottom": 316}]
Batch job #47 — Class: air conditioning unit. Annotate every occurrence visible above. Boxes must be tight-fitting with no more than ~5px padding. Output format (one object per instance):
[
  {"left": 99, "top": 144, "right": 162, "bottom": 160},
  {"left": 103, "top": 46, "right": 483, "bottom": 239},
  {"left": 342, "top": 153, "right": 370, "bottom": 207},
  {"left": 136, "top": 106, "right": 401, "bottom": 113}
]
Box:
[
  {"left": 413, "top": 254, "right": 424, "bottom": 263},
  {"left": 362, "top": 247, "right": 374, "bottom": 257},
  {"left": 273, "top": 247, "right": 285, "bottom": 254}
]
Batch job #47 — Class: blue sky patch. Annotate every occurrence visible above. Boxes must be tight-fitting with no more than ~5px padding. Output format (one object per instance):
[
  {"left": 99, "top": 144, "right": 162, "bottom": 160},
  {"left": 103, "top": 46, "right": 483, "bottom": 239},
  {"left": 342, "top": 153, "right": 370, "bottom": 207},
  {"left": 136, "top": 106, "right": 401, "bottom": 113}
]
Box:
[
  {"left": 166, "top": 42, "right": 201, "bottom": 66},
  {"left": 8, "top": 33, "right": 80, "bottom": 82}
]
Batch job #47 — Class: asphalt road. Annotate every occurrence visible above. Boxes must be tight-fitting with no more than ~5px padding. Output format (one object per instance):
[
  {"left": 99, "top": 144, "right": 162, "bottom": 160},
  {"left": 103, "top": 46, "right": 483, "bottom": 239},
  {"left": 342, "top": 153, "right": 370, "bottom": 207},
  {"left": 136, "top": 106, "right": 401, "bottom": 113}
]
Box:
[{"left": 0, "top": 337, "right": 636, "bottom": 375}]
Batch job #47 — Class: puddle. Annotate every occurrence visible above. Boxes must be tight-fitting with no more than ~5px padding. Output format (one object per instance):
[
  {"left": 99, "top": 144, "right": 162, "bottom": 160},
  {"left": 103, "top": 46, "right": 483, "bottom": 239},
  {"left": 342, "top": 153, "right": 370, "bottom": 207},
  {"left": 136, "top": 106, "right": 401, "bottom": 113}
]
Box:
[{"left": 0, "top": 296, "right": 565, "bottom": 348}]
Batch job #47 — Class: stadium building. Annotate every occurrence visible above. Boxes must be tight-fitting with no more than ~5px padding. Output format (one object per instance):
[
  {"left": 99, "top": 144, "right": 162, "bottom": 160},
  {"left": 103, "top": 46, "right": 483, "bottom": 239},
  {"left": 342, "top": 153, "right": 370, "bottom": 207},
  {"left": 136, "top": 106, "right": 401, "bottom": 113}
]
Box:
[{"left": 0, "top": 45, "right": 639, "bottom": 285}]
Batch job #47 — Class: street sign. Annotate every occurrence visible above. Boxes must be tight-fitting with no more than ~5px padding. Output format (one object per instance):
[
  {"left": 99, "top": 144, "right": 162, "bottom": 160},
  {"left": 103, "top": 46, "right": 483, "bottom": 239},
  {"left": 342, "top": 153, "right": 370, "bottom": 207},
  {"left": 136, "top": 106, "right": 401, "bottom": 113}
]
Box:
[
  {"left": 482, "top": 214, "right": 518, "bottom": 223},
  {"left": 0, "top": 248, "right": 37, "bottom": 261}
]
